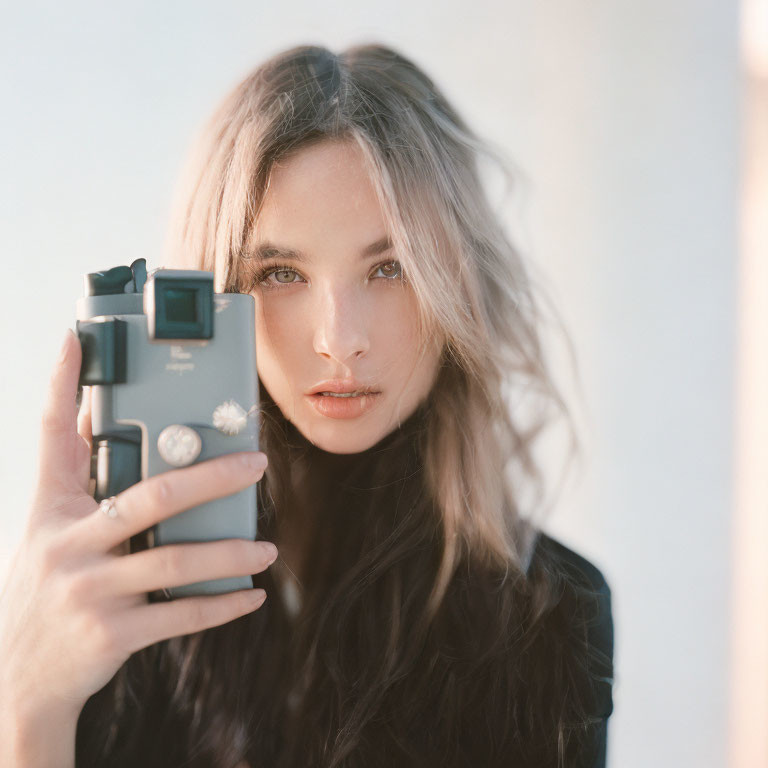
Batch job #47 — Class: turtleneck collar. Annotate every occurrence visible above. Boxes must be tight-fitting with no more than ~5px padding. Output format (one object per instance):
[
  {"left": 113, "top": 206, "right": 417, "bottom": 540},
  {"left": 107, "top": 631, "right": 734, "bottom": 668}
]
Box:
[{"left": 282, "top": 398, "right": 430, "bottom": 479}]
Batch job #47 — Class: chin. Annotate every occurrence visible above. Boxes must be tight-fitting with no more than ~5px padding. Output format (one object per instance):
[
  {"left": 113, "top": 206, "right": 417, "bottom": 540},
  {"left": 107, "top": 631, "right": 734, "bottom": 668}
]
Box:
[{"left": 302, "top": 421, "right": 385, "bottom": 455}]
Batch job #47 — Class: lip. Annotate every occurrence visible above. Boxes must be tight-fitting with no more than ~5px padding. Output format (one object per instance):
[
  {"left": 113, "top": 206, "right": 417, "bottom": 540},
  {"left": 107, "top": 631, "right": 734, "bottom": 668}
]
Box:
[
  {"left": 305, "top": 389, "right": 382, "bottom": 420},
  {"left": 305, "top": 379, "right": 382, "bottom": 420},
  {"left": 306, "top": 379, "right": 380, "bottom": 396}
]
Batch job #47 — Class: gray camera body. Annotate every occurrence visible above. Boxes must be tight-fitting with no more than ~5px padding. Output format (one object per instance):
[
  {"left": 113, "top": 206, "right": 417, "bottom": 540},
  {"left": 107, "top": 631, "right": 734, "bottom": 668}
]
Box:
[{"left": 76, "top": 258, "right": 260, "bottom": 600}]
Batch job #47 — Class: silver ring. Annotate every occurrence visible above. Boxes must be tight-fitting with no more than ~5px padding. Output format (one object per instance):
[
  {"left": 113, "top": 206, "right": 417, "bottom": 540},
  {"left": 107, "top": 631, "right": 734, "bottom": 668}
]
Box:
[{"left": 98, "top": 496, "right": 119, "bottom": 519}]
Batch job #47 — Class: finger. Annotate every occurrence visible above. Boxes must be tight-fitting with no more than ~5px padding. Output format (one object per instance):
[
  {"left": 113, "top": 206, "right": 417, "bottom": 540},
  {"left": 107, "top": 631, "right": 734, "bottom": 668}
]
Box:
[
  {"left": 77, "top": 386, "right": 93, "bottom": 454},
  {"left": 99, "top": 539, "right": 278, "bottom": 595},
  {"left": 76, "top": 386, "right": 94, "bottom": 492},
  {"left": 121, "top": 588, "right": 267, "bottom": 653},
  {"left": 72, "top": 451, "right": 268, "bottom": 554},
  {"left": 38, "top": 329, "right": 85, "bottom": 491}
]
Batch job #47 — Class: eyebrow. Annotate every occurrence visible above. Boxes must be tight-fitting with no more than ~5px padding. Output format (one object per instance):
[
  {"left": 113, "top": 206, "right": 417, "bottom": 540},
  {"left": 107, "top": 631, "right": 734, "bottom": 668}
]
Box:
[{"left": 250, "top": 235, "right": 393, "bottom": 263}]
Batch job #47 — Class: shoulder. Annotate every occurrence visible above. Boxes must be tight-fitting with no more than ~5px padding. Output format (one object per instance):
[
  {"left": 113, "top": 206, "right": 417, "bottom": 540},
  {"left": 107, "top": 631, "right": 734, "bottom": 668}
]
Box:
[
  {"left": 531, "top": 531, "right": 615, "bottom": 721},
  {"left": 532, "top": 531, "right": 611, "bottom": 597}
]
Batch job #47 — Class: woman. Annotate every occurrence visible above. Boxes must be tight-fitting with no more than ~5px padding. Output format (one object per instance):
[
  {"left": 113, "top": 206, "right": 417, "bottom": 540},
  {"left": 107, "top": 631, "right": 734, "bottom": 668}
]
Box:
[{"left": 0, "top": 44, "right": 613, "bottom": 767}]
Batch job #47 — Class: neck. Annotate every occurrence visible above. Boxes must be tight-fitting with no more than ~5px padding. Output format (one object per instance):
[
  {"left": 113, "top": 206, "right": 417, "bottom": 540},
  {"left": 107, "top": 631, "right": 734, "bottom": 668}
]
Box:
[{"left": 272, "top": 402, "right": 430, "bottom": 585}]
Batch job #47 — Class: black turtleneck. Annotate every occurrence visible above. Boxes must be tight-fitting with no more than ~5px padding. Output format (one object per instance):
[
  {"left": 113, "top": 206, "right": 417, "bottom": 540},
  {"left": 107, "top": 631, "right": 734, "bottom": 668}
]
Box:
[
  {"left": 267, "top": 400, "right": 431, "bottom": 587},
  {"left": 282, "top": 399, "right": 430, "bottom": 491}
]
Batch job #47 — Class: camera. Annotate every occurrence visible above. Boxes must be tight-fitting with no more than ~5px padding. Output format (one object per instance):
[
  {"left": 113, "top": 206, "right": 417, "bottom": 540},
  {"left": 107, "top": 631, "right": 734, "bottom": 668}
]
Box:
[{"left": 76, "top": 258, "right": 260, "bottom": 600}]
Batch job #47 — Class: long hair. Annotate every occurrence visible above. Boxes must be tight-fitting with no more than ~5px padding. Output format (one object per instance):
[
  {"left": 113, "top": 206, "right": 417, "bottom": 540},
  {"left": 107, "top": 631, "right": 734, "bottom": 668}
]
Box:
[{"left": 75, "top": 44, "right": 610, "bottom": 767}]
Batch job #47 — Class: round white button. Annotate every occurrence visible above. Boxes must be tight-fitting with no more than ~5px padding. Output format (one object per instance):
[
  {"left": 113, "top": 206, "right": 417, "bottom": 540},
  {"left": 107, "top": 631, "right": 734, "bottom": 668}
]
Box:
[{"left": 157, "top": 424, "right": 202, "bottom": 467}]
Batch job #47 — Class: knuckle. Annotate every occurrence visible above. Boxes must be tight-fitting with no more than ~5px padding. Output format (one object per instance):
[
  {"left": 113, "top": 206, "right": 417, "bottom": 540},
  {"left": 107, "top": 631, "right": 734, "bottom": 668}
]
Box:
[
  {"left": 82, "top": 612, "right": 120, "bottom": 655},
  {"left": 159, "top": 546, "right": 186, "bottom": 582},
  {"left": 146, "top": 476, "right": 173, "bottom": 508},
  {"left": 184, "top": 598, "right": 208, "bottom": 630},
  {"left": 41, "top": 405, "right": 68, "bottom": 434},
  {"left": 62, "top": 568, "right": 100, "bottom": 606},
  {"left": 36, "top": 533, "right": 69, "bottom": 575}
]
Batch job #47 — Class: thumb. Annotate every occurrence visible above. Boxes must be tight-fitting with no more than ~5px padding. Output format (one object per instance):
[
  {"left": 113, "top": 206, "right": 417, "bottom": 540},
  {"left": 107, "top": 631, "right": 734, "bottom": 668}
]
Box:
[
  {"left": 76, "top": 385, "right": 94, "bottom": 493},
  {"left": 37, "top": 329, "right": 88, "bottom": 494}
]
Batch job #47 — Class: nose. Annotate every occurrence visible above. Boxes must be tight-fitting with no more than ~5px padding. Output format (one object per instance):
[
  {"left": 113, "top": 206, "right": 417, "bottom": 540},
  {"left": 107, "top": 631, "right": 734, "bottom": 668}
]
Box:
[{"left": 312, "top": 284, "right": 370, "bottom": 364}]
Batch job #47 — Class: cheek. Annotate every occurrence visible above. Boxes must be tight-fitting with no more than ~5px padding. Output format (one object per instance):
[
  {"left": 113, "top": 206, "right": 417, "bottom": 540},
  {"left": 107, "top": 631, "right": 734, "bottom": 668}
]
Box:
[
  {"left": 374, "top": 292, "right": 423, "bottom": 357},
  {"left": 381, "top": 294, "right": 443, "bottom": 383},
  {"left": 255, "top": 292, "right": 317, "bottom": 353},
  {"left": 256, "top": 299, "right": 296, "bottom": 347},
  {"left": 252, "top": 297, "right": 308, "bottom": 396}
]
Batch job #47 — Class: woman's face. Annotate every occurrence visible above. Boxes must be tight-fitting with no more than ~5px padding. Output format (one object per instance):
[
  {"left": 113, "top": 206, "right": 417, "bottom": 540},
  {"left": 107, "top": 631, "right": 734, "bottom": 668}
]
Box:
[{"left": 247, "top": 138, "right": 443, "bottom": 454}]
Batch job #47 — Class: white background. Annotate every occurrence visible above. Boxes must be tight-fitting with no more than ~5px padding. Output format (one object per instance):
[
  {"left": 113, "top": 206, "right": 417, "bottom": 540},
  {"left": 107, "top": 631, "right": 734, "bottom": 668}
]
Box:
[{"left": 0, "top": 2, "right": 740, "bottom": 766}]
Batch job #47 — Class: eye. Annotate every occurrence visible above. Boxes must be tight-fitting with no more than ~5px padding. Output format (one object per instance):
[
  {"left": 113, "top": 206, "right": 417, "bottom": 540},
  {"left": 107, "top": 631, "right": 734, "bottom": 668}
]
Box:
[
  {"left": 270, "top": 268, "right": 302, "bottom": 284},
  {"left": 250, "top": 259, "right": 405, "bottom": 290},
  {"left": 254, "top": 264, "right": 305, "bottom": 288},
  {"left": 372, "top": 260, "right": 404, "bottom": 281}
]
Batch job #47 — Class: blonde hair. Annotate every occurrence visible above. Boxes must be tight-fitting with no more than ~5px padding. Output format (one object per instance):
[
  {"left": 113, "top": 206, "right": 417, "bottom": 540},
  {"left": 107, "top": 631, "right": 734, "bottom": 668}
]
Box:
[{"left": 163, "top": 43, "right": 579, "bottom": 616}]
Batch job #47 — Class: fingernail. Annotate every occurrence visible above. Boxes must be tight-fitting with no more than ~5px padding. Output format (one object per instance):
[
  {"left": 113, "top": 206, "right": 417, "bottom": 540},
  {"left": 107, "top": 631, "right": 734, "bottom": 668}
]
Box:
[
  {"left": 262, "top": 542, "right": 278, "bottom": 563},
  {"left": 250, "top": 589, "right": 267, "bottom": 607}
]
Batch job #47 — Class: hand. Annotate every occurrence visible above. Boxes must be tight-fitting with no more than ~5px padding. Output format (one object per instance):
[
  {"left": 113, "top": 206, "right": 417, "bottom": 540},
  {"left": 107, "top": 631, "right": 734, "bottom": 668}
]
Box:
[{"left": 0, "top": 329, "right": 276, "bottom": 718}]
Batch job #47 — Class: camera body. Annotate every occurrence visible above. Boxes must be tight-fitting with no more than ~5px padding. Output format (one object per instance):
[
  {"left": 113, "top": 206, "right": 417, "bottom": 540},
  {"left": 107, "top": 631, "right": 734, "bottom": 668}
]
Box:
[{"left": 76, "top": 258, "right": 260, "bottom": 600}]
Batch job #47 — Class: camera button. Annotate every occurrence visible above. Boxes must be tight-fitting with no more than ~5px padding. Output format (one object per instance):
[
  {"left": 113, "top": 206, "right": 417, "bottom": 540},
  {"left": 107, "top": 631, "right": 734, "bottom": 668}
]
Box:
[{"left": 157, "top": 424, "right": 203, "bottom": 467}]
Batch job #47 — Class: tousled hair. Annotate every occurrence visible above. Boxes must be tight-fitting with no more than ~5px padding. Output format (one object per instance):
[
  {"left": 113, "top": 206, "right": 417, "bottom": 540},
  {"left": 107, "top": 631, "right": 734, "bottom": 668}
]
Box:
[{"left": 76, "top": 43, "right": 611, "bottom": 767}]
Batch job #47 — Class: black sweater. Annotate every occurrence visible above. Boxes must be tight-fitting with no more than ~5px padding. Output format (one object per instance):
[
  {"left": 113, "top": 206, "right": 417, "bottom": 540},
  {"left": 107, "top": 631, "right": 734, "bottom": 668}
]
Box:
[{"left": 533, "top": 531, "right": 615, "bottom": 767}]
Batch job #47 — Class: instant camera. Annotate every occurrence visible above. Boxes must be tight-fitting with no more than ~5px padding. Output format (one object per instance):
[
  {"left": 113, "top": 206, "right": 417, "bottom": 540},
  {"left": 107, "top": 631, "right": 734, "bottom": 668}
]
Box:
[{"left": 76, "top": 258, "right": 260, "bottom": 600}]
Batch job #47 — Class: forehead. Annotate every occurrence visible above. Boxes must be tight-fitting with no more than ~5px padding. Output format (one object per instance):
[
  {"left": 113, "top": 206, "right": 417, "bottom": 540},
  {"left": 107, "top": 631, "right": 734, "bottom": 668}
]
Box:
[{"left": 255, "top": 138, "right": 388, "bottom": 245}]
